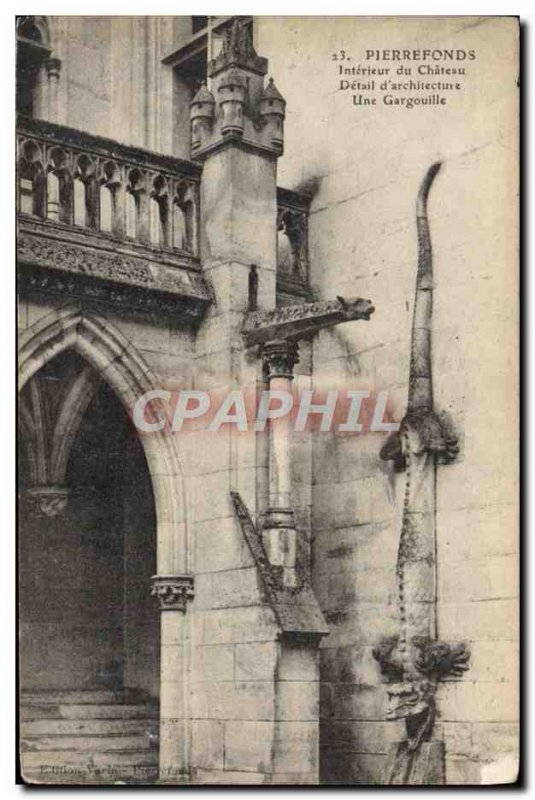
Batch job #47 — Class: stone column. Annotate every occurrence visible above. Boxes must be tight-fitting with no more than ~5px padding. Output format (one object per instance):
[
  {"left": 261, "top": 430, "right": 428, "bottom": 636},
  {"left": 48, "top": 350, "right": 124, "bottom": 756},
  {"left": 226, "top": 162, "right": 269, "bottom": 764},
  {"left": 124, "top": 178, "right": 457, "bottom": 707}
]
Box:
[
  {"left": 261, "top": 339, "right": 299, "bottom": 587},
  {"left": 44, "top": 58, "right": 61, "bottom": 123},
  {"left": 187, "top": 21, "right": 294, "bottom": 784},
  {"left": 151, "top": 575, "right": 194, "bottom": 783},
  {"left": 190, "top": 19, "right": 286, "bottom": 318}
]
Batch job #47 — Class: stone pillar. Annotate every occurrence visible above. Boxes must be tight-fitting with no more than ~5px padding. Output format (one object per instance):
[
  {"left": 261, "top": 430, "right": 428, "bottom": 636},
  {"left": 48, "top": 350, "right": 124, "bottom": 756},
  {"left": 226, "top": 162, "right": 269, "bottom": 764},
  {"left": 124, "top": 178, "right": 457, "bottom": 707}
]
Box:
[
  {"left": 190, "top": 19, "right": 286, "bottom": 317},
  {"left": 44, "top": 58, "right": 61, "bottom": 123},
  {"left": 261, "top": 340, "right": 299, "bottom": 587},
  {"left": 187, "top": 21, "right": 296, "bottom": 784},
  {"left": 151, "top": 575, "right": 194, "bottom": 783}
]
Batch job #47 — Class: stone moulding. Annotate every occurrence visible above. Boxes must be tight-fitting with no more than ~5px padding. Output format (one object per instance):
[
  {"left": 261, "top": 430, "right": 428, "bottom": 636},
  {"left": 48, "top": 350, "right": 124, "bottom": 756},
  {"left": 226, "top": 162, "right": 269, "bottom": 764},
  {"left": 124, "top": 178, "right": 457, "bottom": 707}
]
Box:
[
  {"left": 188, "top": 134, "right": 281, "bottom": 164},
  {"left": 230, "top": 491, "right": 329, "bottom": 641},
  {"left": 151, "top": 575, "right": 195, "bottom": 612},
  {"left": 17, "top": 224, "right": 212, "bottom": 320}
]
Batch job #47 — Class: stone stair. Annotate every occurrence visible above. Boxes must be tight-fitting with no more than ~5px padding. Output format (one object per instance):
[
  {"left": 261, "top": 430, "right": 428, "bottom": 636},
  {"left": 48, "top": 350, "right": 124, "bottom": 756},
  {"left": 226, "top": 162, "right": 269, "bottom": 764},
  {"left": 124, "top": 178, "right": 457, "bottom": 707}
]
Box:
[{"left": 19, "top": 689, "right": 159, "bottom": 785}]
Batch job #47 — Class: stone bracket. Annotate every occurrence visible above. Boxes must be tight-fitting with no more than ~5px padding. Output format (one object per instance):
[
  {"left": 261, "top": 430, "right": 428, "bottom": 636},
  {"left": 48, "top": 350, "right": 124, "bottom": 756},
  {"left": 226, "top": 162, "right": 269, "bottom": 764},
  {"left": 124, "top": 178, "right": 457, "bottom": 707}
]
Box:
[
  {"left": 151, "top": 574, "right": 195, "bottom": 612},
  {"left": 243, "top": 296, "right": 375, "bottom": 348},
  {"left": 229, "top": 491, "right": 329, "bottom": 640},
  {"left": 24, "top": 486, "right": 69, "bottom": 518}
]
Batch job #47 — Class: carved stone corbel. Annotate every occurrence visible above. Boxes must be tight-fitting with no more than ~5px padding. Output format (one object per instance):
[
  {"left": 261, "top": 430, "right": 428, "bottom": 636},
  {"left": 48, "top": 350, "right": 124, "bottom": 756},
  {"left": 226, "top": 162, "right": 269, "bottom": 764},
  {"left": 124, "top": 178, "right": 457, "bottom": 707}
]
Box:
[
  {"left": 24, "top": 486, "right": 69, "bottom": 518},
  {"left": 243, "top": 296, "right": 374, "bottom": 348}
]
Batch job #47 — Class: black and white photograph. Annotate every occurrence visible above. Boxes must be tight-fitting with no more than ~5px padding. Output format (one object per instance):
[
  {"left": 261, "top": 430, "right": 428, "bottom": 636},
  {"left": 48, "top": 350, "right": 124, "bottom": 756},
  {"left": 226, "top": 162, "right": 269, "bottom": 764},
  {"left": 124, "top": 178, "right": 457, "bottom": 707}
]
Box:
[{"left": 13, "top": 11, "right": 519, "bottom": 787}]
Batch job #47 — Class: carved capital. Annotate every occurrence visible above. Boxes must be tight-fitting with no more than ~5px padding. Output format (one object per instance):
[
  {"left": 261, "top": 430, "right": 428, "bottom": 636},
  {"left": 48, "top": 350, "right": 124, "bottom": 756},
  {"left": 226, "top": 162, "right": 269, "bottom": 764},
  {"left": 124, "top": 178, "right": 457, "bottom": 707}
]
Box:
[
  {"left": 45, "top": 58, "right": 62, "bottom": 79},
  {"left": 151, "top": 574, "right": 194, "bottom": 612},
  {"left": 261, "top": 340, "right": 299, "bottom": 380},
  {"left": 24, "top": 486, "right": 69, "bottom": 518}
]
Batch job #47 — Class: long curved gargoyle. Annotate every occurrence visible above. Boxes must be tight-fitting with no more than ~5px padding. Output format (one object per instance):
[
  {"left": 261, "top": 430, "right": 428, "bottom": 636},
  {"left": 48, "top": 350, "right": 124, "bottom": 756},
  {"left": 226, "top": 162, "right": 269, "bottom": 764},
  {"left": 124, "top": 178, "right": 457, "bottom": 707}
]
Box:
[
  {"left": 374, "top": 163, "right": 469, "bottom": 784},
  {"left": 379, "top": 162, "right": 458, "bottom": 470}
]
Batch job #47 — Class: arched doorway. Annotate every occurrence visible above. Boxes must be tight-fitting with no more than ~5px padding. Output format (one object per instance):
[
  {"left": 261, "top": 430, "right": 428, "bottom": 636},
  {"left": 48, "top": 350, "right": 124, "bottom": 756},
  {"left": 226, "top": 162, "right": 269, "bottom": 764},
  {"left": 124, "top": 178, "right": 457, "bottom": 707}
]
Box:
[
  {"left": 19, "top": 348, "right": 159, "bottom": 692},
  {"left": 18, "top": 306, "right": 191, "bottom": 784},
  {"left": 19, "top": 350, "right": 160, "bottom": 782}
]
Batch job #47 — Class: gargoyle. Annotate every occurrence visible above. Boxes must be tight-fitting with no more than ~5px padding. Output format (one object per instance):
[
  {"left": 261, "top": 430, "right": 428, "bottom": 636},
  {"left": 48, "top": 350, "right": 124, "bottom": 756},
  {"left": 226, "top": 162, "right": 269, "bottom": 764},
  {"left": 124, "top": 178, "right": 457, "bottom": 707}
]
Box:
[
  {"left": 373, "top": 163, "right": 469, "bottom": 784},
  {"left": 242, "top": 296, "right": 375, "bottom": 347},
  {"left": 380, "top": 162, "right": 459, "bottom": 470}
]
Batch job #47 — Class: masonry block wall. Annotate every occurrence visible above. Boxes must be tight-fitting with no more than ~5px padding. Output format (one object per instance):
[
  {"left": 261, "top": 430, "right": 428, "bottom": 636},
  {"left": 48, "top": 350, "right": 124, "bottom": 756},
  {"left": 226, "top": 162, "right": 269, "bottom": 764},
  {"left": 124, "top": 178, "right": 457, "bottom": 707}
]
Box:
[
  {"left": 45, "top": 16, "right": 184, "bottom": 154},
  {"left": 258, "top": 16, "right": 519, "bottom": 785}
]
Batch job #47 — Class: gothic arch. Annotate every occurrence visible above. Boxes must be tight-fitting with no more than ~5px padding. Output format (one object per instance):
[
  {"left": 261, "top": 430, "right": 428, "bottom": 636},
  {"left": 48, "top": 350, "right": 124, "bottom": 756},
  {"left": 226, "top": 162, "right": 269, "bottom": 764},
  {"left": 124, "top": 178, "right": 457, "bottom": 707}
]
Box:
[
  {"left": 18, "top": 303, "right": 189, "bottom": 575},
  {"left": 17, "top": 16, "right": 51, "bottom": 48}
]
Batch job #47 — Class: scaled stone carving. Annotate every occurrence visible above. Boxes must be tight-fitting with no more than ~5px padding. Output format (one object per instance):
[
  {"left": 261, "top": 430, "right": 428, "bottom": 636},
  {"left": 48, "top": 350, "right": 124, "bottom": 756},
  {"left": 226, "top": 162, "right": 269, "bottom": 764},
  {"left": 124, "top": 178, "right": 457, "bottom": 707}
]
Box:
[
  {"left": 379, "top": 162, "right": 459, "bottom": 470},
  {"left": 374, "top": 163, "right": 469, "bottom": 785}
]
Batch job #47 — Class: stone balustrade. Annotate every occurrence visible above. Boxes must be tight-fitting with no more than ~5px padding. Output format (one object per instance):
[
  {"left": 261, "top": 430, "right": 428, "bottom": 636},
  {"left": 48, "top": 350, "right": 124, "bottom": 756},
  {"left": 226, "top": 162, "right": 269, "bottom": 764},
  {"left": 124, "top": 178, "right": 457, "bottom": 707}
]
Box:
[
  {"left": 17, "top": 115, "right": 201, "bottom": 256},
  {"left": 16, "top": 116, "right": 212, "bottom": 318},
  {"left": 16, "top": 117, "right": 310, "bottom": 313}
]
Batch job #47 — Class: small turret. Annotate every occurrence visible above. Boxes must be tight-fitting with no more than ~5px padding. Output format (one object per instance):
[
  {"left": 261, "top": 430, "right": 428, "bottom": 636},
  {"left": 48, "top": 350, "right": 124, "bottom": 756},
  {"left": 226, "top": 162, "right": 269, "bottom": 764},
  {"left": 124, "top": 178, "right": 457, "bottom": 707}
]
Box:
[
  {"left": 217, "top": 68, "right": 246, "bottom": 136},
  {"left": 259, "top": 78, "right": 286, "bottom": 150},
  {"left": 190, "top": 82, "right": 215, "bottom": 152},
  {"left": 189, "top": 18, "right": 286, "bottom": 161}
]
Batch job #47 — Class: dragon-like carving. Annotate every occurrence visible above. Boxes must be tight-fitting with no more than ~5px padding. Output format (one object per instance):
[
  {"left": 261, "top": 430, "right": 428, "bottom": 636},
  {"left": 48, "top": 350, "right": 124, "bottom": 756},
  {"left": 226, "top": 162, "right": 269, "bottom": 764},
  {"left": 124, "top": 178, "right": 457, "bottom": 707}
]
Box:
[{"left": 374, "top": 163, "right": 469, "bottom": 784}]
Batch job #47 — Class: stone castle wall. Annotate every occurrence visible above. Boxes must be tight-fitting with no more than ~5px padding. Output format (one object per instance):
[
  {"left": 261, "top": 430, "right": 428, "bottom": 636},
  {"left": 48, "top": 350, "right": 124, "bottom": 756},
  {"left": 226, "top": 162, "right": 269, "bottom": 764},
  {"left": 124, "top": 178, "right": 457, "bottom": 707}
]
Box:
[{"left": 258, "top": 16, "right": 519, "bottom": 785}]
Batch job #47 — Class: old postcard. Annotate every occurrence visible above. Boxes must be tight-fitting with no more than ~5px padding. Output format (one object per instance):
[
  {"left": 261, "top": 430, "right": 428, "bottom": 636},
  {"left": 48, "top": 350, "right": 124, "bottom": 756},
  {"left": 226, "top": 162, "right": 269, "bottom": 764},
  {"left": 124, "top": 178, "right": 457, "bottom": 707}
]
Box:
[{"left": 16, "top": 15, "right": 519, "bottom": 785}]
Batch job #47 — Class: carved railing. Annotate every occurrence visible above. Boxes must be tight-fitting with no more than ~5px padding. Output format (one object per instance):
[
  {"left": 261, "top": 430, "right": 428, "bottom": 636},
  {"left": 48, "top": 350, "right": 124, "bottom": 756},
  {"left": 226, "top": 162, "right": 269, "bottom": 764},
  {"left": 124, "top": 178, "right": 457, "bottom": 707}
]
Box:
[
  {"left": 276, "top": 187, "right": 310, "bottom": 297},
  {"left": 17, "top": 116, "right": 201, "bottom": 258},
  {"left": 16, "top": 117, "right": 212, "bottom": 318}
]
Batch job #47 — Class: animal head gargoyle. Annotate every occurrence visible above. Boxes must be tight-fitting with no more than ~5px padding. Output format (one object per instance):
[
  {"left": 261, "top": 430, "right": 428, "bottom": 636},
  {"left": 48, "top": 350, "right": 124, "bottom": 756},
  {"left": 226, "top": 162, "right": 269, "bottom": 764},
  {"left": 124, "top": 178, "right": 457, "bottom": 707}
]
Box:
[{"left": 336, "top": 295, "right": 375, "bottom": 321}]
